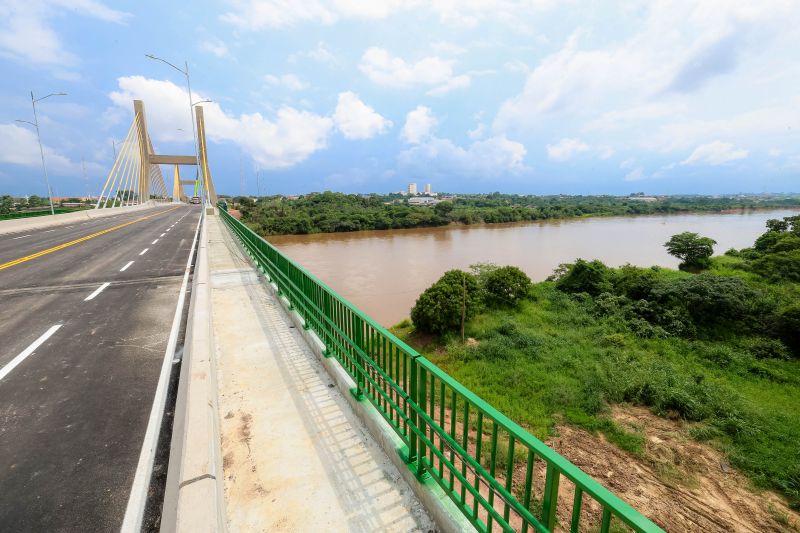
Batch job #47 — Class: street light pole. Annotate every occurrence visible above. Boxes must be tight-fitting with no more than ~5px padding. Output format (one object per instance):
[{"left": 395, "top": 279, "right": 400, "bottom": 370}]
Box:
[
  {"left": 17, "top": 91, "right": 66, "bottom": 215},
  {"left": 145, "top": 54, "right": 207, "bottom": 205}
]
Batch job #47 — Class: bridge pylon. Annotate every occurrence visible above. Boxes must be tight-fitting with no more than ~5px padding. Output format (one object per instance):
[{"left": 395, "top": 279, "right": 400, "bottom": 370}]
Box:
[{"left": 96, "top": 99, "right": 218, "bottom": 208}]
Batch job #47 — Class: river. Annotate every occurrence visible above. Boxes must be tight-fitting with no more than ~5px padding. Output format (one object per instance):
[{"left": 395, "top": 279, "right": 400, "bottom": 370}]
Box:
[{"left": 269, "top": 209, "right": 799, "bottom": 326}]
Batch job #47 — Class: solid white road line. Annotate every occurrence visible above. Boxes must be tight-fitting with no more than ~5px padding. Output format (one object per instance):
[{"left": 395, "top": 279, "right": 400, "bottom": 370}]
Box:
[
  {"left": 12, "top": 235, "right": 32, "bottom": 240},
  {"left": 139, "top": 248, "right": 149, "bottom": 256},
  {"left": 120, "top": 261, "right": 134, "bottom": 272},
  {"left": 151, "top": 239, "right": 158, "bottom": 245},
  {"left": 121, "top": 212, "right": 203, "bottom": 532},
  {"left": 0, "top": 325, "right": 62, "bottom": 382},
  {"left": 84, "top": 282, "right": 110, "bottom": 301}
]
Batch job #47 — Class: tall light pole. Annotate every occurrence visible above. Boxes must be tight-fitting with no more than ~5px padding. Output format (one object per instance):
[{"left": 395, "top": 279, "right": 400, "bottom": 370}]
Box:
[
  {"left": 16, "top": 91, "right": 67, "bottom": 215},
  {"left": 145, "top": 54, "right": 206, "bottom": 204}
]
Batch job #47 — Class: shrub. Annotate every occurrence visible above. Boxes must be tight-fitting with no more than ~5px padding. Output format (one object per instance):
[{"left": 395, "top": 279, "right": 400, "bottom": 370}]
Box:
[
  {"left": 737, "top": 337, "right": 791, "bottom": 360},
  {"left": 777, "top": 304, "right": 800, "bottom": 355},
  {"left": 613, "top": 265, "right": 658, "bottom": 300},
  {"left": 650, "top": 273, "right": 760, "bottom": 329},
  {"left": 410, "top": 270, "right": 480, "bottom": 334},
  {"left": 751, "top": 250, "right": 800, "bottom": 282},
  {"left": 554, "top": 259, "right": 613, "bottom": 296},
  {"left": 484, "top": 266, "right": 532, "bottom": 307}
]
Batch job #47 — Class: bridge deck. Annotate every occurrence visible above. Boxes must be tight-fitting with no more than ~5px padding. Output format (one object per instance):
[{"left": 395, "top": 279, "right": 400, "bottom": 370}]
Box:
[{"left": 206, "top": 216, "right": 434, "bottom": 531}]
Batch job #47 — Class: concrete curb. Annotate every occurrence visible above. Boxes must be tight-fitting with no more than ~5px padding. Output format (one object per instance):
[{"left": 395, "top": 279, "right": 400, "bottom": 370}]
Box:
[
  {"left": 0, "top": 201, "right": 167, "bottom": 235},
  {"left": 161, "top": 215, "right": 227, "bottom": 533},
  {"left": 224, "top": 224, "right": 475, "bottom": 533}
]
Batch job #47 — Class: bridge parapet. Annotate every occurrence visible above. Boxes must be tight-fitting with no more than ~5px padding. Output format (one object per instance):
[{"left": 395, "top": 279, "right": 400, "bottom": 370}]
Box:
[{"left": 217, "top": 205, "right": 664, "bottom": 533}]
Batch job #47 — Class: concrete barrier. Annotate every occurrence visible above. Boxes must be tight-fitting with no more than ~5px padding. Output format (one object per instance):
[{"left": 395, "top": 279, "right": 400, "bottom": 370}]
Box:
[
  {"left": 161, "top": 217, "right": 227, "bottom": 533},
  {"left": 0, "top": 201, "right": 170, "bottom": 236}
]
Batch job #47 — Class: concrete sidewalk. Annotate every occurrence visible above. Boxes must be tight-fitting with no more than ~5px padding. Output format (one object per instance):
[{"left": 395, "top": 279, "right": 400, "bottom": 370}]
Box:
[{"left": 207, "top": 216, "right": 434, "bottom": 532}]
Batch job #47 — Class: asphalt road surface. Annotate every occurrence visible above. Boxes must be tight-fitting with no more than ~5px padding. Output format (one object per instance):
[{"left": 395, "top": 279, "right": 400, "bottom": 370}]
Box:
[{"left": 0, "top": 205, "right": 200, "bottom": 531}]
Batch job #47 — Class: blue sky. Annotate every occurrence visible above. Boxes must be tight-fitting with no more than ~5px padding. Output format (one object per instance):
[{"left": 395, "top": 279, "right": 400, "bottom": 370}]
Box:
[{"left": 1, "top": 0, "right": 799, "bottom": 197}]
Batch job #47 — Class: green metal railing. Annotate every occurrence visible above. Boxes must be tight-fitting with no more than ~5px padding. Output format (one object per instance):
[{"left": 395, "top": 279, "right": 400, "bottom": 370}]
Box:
[{"left": 219, "top": 204, "right": 663, "bottom": 533}]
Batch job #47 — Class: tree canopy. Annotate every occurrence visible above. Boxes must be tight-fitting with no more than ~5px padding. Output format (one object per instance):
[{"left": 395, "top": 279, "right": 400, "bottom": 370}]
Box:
[{"left": 664, "top": 232, "right": 716, "bottom": 270}]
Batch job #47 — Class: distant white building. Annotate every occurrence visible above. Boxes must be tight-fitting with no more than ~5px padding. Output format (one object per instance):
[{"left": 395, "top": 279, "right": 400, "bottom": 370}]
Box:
[
  {"left": 408, "top": 196, "right": 439, "bottom": 206},
  {"left": 408, "top": 182, "right": 417, "bottom": 195},
  {"left": 424, "top": 183, "right": 432, "bottom": 194}
]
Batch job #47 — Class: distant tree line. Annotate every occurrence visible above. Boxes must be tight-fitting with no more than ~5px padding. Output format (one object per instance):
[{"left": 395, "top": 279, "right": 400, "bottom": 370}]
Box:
[{"left": 235, "top": 191, "right": 800, "bottom": 236}]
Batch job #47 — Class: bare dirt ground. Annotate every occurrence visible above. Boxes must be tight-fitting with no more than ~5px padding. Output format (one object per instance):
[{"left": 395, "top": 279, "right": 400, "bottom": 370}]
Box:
[{"left": 542, "top": 405, "right": 799, "bottom": 532}]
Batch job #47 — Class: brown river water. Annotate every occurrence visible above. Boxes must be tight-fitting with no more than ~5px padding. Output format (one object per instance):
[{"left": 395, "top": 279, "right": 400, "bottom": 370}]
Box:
[{"left": 268, "top": 209, "right": 800, "bottom": 326}]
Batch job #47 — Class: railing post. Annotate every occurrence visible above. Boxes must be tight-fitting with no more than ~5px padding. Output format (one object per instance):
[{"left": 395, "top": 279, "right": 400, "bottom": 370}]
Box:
[
  {"left": 416, "top": 364, "right": 427, "bottom": 479},
  {"left": 542, "top": 463, "right": 561, "bottom": 531},
  {"left": 349, "top": 313, "right": 365, "bottom": 401},
  {"left": 407, "top": 356, "right": 418, "bottom": 468}
]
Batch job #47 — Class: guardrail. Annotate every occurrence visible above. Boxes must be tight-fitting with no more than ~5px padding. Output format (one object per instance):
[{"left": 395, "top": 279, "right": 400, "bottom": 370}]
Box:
[
  {"left": 219, "top": 204, "right": 663, "bottom": 533},
  {"left": 0, "top": 208, "right": 78, "bottom": 220}
]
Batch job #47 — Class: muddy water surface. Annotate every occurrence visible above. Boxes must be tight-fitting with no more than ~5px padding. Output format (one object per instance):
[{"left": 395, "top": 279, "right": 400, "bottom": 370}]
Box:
[{"left": 269, "top": 209, "right": 800, "bottom": 326}]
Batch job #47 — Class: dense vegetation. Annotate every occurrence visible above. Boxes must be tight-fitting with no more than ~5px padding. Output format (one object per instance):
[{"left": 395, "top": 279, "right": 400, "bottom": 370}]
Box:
[
  {"left": 398, "top": 215, "right": 800, "bottom": 508},
  {"left": 0, "top": 194, "right": 91, "bottom": 216},
  {"left": 233, "top": 191, "right": 800, "bottom": 236}
]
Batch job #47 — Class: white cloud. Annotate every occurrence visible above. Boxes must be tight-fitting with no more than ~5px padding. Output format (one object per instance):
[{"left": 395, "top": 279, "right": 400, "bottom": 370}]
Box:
[
  {"left": 332, "top": 92, "right": 392, "bottom": 140},
  {"left": 546, "top": 138, "right": 589, "bottom": 161},
  {"left": 0, "top": 0, "right": 129, "bottom": 67},
  {"left": 288, "top": 42, "right": 337, "bottom": 64},
  {"left": 503, "top": 60, "right": 530, "bottom": 73},
  {"left": 0, "top": 122, "right": 83, "bottom": 175},
  {"left": 398, "top": 135, "right": 527, "bottom": 179},
  {"left": 427, "top": 74, "right": 471, "bottom": 96},
  {"left": 358, "top": 47, "right": 470, "bottom": 94},
  {"left": 221, "top": 1, "right": 554, "bottom": 30},
  {"left": 199, "top": 37, "right": 229, "bottom": 58},
  {"left": 494, "top": 1, "right": 796, "bottom": 133},
  {"left": 430, "top": 41, "right": 466, "bottom": 55},
  {"left": 264, "top": 73, "right": 308, "bottom": 91},
  {"left": 623, "top": 167, "right": 646, "bottom": 181},
  {"left": 401, "top": 106, "right": 437, "bottom": 144},
  {"left": 681, "top": 141, "right": 748, "bottom": 166},
  {"left": 467, "top": 123, "right": 486, "bottom": 140},
  {"left": 109, "top": 76, "right": 333, "bottom": 169}
]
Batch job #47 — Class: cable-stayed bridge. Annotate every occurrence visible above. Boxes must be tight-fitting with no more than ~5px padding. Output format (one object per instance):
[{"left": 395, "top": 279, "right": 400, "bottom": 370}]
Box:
[{"left": 0, "top": 100, "right": 663, "bottom": 533}]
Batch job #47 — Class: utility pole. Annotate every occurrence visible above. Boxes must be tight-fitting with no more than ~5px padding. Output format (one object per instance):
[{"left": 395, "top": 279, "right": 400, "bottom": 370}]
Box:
[
  {"left": 82, "top": 159, "right": 90, "bottom": 200},
  {"left": 15, "top": 91, "right": 67, "bottom": 215}
]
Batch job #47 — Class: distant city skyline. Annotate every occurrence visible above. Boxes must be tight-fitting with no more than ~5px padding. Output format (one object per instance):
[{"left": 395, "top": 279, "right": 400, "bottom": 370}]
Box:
[{"left": 1, "top": 1, "right": 799, "bottom": 197}]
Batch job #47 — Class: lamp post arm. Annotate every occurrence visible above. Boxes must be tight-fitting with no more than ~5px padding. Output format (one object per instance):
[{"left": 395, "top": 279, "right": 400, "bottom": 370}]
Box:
[{"left": 31, "top": 91, "right": 56, "bottom": 215}]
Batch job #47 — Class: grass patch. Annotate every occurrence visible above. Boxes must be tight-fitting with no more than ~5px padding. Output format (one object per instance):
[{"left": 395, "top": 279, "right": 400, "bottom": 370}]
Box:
[{"left": 397, "top": 281, "right": 800, "bottom": 508}]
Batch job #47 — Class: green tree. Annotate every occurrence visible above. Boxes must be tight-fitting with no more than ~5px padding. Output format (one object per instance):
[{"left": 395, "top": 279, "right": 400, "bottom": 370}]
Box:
[
  {"left": 554, "top": 259, "right": 613, "bottom": 296},
  {"left": 483, "top": 266, "right": 532, "bottom": 307},
  {"left": 0, "top": 195, "right": 13, "bottom": 215},
  {"left": 410, "top": 270, "right": 480, "bottom": 334},
  {"left": 434, "top": 201, "right": 454, "bottom": 217},
  {"left": 765, "top": 218, "right": 789, "bottom": 233},
  {"left": 664, "top": 232, "right": 716, "bottom": 270},
  {"left": 27, "top": 195, "right": 44, "bottom": 207}
]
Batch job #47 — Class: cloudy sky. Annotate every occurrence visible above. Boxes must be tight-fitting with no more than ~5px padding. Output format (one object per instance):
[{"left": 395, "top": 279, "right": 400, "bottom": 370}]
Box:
[{"left": 1, "top": 0, "right": 799, "bottom": 197}]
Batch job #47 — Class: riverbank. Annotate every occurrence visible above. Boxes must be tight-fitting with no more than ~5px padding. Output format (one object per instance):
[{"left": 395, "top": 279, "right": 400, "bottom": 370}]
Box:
[{"left": 236, "top": 192, "right": 800, "bottom": 237}]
